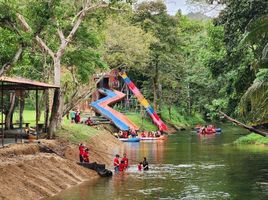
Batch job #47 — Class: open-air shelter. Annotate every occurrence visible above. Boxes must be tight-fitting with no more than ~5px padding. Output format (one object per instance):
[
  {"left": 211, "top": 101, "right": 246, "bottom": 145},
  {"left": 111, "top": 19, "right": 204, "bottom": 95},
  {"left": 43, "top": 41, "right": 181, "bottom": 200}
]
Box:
[{"left": 0, "top": 76, "right": 59, "bottom": 147}]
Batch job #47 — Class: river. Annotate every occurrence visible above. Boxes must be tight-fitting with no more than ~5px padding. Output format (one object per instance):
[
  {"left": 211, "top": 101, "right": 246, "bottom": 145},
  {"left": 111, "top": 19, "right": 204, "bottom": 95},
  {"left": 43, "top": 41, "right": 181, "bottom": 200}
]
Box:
[{"left": 48, "top": 125, "right": 268, "bottom": 200}]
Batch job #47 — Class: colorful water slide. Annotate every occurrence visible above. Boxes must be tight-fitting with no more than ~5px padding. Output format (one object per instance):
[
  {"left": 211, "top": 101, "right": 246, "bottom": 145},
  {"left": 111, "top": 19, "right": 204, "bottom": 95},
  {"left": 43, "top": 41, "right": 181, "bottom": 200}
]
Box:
[
  {"left": 90, "top": 88, "right": 139, "bottom": 131},
  {"left": 119, "top": 72, "right": 168, "bottom": 131}
]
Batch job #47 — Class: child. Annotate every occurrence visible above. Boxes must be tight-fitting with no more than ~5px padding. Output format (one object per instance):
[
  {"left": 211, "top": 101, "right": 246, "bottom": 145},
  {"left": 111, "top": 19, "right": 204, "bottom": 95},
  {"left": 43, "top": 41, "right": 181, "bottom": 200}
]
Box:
[
  {"left": 79, "top": 143, "right": 85, "bottom": 163},
  {"left": 114, "top": 154, "right": 120, "bottom": 173},
  {"left": 138, "top": 162, "right": 142, "bottom": 171},
  {"left": 83, "top": 148, "right": 89, "bottom": 163},
  {"left": 122, "top": 153, "right": 129, "bottom": 169},
  {"left": 119, "top": 160, "right": 125, "bottom": 172}
]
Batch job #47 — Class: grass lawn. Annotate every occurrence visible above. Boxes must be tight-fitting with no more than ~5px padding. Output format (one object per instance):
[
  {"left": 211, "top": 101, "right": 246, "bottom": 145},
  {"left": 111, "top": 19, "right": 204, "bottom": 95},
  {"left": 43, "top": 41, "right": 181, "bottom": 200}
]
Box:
[
  {"left": 58, "top": 119, "right": 101, "bottom": 143},
  {"left": 125, "top": 112, "right": 158, "bottom": 131}
]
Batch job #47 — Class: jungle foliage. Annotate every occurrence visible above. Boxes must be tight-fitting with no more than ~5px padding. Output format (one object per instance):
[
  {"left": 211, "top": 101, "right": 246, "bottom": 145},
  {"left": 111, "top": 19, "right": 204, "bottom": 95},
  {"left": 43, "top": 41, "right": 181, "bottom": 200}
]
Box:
[{"left": 0, "top": 0, "right": 268, "bottom": 133}]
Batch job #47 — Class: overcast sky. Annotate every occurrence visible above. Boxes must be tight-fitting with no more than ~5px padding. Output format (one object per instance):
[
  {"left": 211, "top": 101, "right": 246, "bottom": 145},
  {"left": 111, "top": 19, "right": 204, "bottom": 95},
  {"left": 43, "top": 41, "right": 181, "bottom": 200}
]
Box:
[{"left": 138, "top": 0, "right": 225, "bottom": 17}]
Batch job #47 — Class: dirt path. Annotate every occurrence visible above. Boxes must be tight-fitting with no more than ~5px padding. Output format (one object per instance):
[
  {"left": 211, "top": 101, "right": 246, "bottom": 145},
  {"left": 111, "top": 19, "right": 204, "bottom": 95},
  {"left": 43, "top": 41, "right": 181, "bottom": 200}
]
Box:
[{"left": 0, "top": 131, "right": 124, "bottom": 200}]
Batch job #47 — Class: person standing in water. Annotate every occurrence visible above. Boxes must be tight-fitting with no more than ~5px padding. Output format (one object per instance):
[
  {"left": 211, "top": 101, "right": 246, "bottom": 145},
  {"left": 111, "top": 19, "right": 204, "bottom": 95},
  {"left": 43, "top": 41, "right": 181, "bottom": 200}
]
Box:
[
  {"left": 142, "top": 157, "right": 149, "bottom": 171},
  {"left": 122, "top": 153, "right": 129, "bottom": 170},
  {"left": 114, "top": 154, "right": 120, "bottom": 173}
]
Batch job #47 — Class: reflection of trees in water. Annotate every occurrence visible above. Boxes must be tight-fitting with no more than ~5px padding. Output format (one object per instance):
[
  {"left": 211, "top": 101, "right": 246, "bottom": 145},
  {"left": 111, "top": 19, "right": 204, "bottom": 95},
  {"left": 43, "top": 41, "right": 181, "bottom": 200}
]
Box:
[{"left": 124, "top": 141, "right": 166, "bottom": 164}]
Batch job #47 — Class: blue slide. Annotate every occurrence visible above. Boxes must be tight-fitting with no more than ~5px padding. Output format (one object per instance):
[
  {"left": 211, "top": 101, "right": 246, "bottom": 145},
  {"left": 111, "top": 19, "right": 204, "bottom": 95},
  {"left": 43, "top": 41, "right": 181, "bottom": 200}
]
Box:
[{"left": 90, "top": 88, "right": 139, "bottom": 131}]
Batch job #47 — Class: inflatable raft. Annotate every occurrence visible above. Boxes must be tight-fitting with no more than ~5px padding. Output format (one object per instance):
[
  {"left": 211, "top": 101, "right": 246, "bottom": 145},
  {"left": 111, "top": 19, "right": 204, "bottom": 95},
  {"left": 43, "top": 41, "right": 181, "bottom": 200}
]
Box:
[
  {"left": 140, "top": 135, "right": 167, "bottom": 140},
  {"left": 119, "top": 137, "right": 140, "bottom": 142}
]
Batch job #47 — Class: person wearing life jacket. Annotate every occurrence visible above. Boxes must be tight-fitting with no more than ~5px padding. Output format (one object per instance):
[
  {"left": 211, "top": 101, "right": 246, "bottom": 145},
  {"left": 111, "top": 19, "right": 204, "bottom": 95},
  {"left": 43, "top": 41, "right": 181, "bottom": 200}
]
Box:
[
  {"left": 122, "top": 153, "right": 129, "bottom": 169},
  {"left": 83, "top": 148, "right": 89, "bottom": 163},
  {"left": 114, "top": 154, "right": 120, "bottom": 173},
  {"left": 141, "top": 132, "right": 146, "bottom": 138},
  {"left": 138, "top": 162, "right": 142, "bottom": 171},
  {"left": 79, "top": 143, "right": 85, "bottom": 163},
  {"left": 119, "top": 160, "right": 125, "bottom": 172}
]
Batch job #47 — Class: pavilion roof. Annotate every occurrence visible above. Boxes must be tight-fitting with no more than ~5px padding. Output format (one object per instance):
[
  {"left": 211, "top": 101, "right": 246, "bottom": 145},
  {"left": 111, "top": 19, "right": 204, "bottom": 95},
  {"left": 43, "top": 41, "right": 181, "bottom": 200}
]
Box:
[{"left": 0, "top": 76, "right": 59, "bottom": 90}]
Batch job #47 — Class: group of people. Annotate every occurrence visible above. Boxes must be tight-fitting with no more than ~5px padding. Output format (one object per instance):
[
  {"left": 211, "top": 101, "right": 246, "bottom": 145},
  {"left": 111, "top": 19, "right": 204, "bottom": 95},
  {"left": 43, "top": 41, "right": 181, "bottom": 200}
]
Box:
[
  {"left": 115, "top": 129, "right": 138, "bottom": 139},
  {"left": 198, "top": 124, "right": 216, "bottom": 135},
  {"left": 113, "top": 153, "right": 129, "bottom": 173},
  {"left": 140, "top": 131, "right": 162, "bottom": 138},
  {"left": 79, "top": 143, "right": 90, "bottom": 163},
  {"left": 113, "top": 154, "right": 149, "bottom": 173},
  {"left": 70, "top": 109, "right": 81, "bottom": 124}
]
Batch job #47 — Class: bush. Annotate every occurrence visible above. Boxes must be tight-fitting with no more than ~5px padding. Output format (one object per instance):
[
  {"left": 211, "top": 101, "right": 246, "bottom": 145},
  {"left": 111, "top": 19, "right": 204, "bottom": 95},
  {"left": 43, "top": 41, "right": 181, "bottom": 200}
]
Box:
[{"left": 234, "top": 133, "right": 268, "bottom": 145}]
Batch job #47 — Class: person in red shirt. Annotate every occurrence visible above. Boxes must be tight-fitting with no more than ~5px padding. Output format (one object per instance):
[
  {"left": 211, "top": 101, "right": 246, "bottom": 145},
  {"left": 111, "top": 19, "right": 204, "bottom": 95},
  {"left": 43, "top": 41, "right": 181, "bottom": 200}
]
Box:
[
  {"left": 119, "top": 160, "right": 125, "bottom": 172},
  {"left": 138, "top": 162, "right": 142, "bottom": 171},
  {"left": 79, "top": 143, "right": 85, "bottom": 163},
  {"left": 121, "top": 153, "right": 129, "bottom": 170},
  {"left": 114, "top": 154, "right": 120, "bottom": 173},
  {"left": 83, "top": 148, "right": 89, "bottom": 163}
]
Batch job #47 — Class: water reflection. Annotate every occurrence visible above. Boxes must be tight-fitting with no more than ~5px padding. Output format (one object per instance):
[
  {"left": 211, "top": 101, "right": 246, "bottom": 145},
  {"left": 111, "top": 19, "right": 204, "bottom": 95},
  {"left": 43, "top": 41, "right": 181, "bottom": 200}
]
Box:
[{"left": 48, "top": 125, "right": 268, "bottom": 200}]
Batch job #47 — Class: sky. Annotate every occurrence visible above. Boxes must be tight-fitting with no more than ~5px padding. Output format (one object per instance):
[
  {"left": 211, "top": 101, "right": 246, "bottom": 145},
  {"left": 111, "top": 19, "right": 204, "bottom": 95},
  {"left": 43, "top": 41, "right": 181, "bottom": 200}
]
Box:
[{"left": 138, "top": 0, "right": 225, "bottom": 18}]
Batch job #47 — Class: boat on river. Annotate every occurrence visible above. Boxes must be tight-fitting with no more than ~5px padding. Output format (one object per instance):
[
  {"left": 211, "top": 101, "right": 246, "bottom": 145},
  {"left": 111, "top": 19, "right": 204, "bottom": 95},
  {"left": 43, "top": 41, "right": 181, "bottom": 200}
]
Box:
[
  {"left": 140, "top": 135, "right": 167, "bottom": 140},
  {"left": 118, "top": 137, "right": 140, "bottom": 142}
]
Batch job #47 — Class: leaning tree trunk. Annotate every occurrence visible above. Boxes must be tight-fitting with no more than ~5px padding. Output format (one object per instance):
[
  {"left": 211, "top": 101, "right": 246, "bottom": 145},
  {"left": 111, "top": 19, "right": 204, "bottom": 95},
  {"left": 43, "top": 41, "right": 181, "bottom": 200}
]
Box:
[{"left": 5, "top": 93, "right": 16, "bottom": 130}]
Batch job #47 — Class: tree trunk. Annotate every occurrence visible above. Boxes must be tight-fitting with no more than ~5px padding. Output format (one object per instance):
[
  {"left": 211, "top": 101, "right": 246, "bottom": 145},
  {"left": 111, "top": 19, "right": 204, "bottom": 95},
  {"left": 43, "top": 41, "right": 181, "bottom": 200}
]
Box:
[
  {"left": 187, "top": 83, "right": 191, "bottom": 115},
  {"left": 19, "top": 97, "right": 25, "bottom": 129},
  {"left": 48, "top": 56, "right": 62, "bottom": 138},
  {"left": 153, "top": 61, "right": 159, "bottom": 111},
  {"left": 48, "top": 88, "right": 61, "bottom": 138},
  {"left": 168, "top": 105, "right": 172, "bottom": 120},
  {"left": 219, "top": 111, "right": 268, "bottom": 137},
  {"left": 44, "top": 90, "right": 50, "bottom": 133},
  {"left": 5, "top": 93, "right": 16, "bottom": 130}
]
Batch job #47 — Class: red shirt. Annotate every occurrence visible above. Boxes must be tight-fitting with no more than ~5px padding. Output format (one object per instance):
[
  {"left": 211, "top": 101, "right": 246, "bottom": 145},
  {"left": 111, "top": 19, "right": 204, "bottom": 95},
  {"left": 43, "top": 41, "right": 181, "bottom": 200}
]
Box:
[
  {"left": 119, "top": 163, "right": 125, "bottom": 171},
  {"left": 114, "top": 157, "right": 119, "bottom": 166},
  {"left": 122, "top": 157, "right": 128, "bottom": 168},
  {"left": 83, "top": 151, "right": 89, "bottom": 163},
  {"left": 79, "top": 146, "right": 84, "bottom": 155},
  {"left": 138, "top": 164, "right": 142, "bottom": 171}
]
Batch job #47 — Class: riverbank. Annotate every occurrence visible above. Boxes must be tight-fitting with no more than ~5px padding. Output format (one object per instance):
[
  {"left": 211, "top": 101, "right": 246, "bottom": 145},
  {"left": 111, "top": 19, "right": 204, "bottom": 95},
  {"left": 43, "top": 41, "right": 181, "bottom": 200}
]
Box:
[
  {"left": 0, "top": 126, "right": 124, "bottom": 200},
  {"left": 234, "top": 133, "right": 268, "bottom": 145}
]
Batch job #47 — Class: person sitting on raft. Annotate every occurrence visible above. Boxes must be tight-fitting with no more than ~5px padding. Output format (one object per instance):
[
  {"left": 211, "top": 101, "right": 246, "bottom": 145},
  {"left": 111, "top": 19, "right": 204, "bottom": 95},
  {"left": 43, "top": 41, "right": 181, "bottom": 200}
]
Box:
[
  {"left": 141, "top": 131, "right": 146, "bottom": 138},
  {"left": 114, "top": 154, "right": 120, "bottom": 173},
  {"left": 79, "top": 143, "right": 85, "bottom": 163},
  {"left": 122, "top": 153, "right": 129, "bottom": 169},
  {"left": 142, "top": 157, "right": 149, "bottom": 171},
  {"left": 83, "top": 148, "right": 90, "bottom": 163}
]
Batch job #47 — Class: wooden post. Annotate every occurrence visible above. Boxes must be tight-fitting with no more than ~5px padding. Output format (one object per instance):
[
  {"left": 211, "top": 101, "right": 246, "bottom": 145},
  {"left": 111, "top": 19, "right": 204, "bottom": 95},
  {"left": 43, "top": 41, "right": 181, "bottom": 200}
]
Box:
[
  {"left": 36, "top": 89, "right": 39, "bottom": 140},
  {"left": 1, "top": 82, "right": 4, "bottom": 147}
]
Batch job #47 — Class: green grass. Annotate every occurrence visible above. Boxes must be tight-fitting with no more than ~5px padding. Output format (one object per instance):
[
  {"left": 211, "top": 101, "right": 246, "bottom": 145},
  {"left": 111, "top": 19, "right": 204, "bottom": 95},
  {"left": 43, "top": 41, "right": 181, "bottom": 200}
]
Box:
[
  {"left": 125, "top": 112, "right": 158, "bottom": 131},
  {"left": 234, "top": 133, "right": 268, "bottom": 145},
  {"left": 0, "top": 110, "right": 45, "bottom": 125},
  {"left": 161, "top": 106, "right": 205, "bottom": 128},
  {"left": 58, "top": 119, "right": 101, "bottom": 143}
]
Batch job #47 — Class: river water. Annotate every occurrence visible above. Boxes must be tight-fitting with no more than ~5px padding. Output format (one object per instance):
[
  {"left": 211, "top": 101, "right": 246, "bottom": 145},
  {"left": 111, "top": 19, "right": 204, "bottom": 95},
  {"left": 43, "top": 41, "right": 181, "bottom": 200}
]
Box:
[{"left": 49, "top": 125, "right": 268, "bottom": 200}]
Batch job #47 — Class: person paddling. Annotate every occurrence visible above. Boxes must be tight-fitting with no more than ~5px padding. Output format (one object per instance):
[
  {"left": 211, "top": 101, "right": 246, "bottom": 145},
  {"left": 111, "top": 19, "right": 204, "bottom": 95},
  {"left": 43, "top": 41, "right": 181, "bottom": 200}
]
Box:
[{"left": 142, "top": 157, "right": 149, "bottom": 171}]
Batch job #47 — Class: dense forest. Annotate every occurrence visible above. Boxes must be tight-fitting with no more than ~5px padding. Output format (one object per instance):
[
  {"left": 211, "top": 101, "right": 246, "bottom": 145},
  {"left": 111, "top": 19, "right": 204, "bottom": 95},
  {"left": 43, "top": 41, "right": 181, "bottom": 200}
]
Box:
[{"left": 0, "top": 0, "right": 268, "bottom": 136}]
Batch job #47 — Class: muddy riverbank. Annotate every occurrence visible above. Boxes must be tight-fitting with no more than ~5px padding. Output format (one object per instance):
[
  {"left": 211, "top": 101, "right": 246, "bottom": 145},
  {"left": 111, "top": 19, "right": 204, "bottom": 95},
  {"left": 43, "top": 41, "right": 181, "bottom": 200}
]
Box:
[{"left": 0, "top": 130, "right": 124, "bottom": 200}]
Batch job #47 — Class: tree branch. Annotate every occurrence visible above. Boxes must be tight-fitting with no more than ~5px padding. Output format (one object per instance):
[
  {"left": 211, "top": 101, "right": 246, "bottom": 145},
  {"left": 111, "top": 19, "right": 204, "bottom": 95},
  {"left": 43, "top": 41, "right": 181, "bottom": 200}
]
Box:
[
  {"left": 0, "top": 45, "right": 23, "bottom": 76},
  {"left": 16, "top": 13, "right": 55, "bottom": 58}
]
